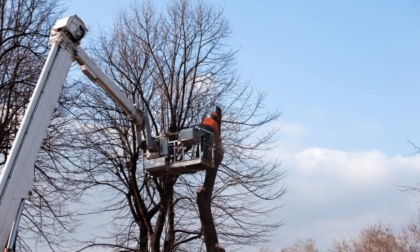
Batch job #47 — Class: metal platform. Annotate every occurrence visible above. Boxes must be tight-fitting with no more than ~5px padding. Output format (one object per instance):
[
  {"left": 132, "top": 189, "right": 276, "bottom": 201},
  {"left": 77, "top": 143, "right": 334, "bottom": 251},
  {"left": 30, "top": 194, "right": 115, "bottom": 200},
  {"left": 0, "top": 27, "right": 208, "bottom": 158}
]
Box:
[
  {"left": 144, "top": 156, "right": 214, "bottom": 176},
  {"left": 144, "top": 127, "right": 215, "bottom": 176}
]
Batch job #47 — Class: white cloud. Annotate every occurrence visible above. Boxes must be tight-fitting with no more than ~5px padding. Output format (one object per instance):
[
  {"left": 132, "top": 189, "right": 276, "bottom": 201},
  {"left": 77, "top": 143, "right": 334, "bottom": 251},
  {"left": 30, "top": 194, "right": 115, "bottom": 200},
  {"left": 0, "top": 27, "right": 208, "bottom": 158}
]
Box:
[
  {"left": 292, "top": 148, "right": 389, "bottom": 184},
  {"left": 263, "top": 145, "right": 420, "bottom": 251}
]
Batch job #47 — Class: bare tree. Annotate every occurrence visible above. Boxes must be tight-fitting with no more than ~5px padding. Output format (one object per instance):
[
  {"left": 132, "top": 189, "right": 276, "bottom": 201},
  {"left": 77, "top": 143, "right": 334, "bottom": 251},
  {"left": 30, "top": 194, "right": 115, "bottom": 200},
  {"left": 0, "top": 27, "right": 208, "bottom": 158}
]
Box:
[
  {"left": 0, "top": 0, "right": 59, "bottom": 165},
  {"left": 331, "top": 220, "right": 420, "bottom": 252},
  {"left": 280, "top": 239, "right": 319, "bottom": 252},
  {"left": 8, "top": 0, "right": 284, "bottom": 251},
  {"left": 279, "top": 216, "right": 420, "bottom": 252}
]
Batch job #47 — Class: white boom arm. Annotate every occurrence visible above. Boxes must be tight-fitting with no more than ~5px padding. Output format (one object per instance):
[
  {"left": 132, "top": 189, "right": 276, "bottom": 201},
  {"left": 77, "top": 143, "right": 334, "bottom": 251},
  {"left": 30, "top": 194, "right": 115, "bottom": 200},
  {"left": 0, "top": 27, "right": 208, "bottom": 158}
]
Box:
[{"left": 0, "top": 16, "right": 145, "bottom": 250}]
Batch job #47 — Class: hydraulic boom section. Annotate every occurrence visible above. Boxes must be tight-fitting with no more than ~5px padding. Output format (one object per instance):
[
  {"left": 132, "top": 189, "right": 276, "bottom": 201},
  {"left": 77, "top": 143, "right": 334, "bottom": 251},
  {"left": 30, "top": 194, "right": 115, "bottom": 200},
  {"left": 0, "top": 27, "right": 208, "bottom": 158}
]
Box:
[
  {"left": 0, "top": 16, "right": 85, "bottom": 251},
  {"left": 0, "top": 15, "right": 149, "bottom": 251}
]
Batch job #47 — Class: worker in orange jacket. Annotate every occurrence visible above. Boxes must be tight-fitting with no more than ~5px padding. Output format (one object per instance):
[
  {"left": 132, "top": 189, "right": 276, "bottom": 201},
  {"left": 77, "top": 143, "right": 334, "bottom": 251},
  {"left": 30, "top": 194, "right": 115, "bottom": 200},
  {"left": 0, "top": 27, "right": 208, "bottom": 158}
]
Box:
[
  {"left": 201, "top": 111, "right": 220, "bottom": 137},
  {"left": 200, "top": 107, "right": 221, "bottom": 159}
]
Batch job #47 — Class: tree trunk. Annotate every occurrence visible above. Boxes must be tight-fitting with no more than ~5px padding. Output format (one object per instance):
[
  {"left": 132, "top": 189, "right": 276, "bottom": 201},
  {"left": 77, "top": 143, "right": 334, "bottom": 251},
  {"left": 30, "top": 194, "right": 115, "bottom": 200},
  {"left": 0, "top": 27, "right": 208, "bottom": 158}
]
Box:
[
  {"left": 164, "top": 185, "right": 175, "bottom": 252},
  {"left": 196, "top": 187, "right": 224, "bottom": 252},
  {"left": 196, "top": 130, "right": 225, "bottom": 252},
  {"left": 139, "top": 225, "right": 148, "bottom": 252}
]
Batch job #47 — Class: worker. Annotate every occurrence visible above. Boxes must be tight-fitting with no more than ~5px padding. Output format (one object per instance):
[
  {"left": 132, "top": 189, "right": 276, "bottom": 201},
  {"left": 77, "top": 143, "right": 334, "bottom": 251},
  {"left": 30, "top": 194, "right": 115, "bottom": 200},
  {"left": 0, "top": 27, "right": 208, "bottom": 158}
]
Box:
[
  {"left": 200, "top": 107, "right": 221, "bottom": 159},
  {"left": 201, "top": 111, "right": 220, "bottom": 137}
]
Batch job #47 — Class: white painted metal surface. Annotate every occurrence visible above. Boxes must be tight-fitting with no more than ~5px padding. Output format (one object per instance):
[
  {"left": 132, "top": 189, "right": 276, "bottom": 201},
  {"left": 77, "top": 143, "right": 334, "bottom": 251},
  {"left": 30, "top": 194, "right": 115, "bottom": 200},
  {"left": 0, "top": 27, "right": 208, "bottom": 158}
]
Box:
[{"left": 0, "top": 40, "right": 74, "bottom": 249}]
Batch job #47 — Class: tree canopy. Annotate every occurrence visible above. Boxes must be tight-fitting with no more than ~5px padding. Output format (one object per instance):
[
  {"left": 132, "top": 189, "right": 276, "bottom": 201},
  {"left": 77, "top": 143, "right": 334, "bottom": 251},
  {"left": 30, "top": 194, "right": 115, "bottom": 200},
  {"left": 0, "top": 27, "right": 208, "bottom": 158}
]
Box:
[{"left": 1, "top": 0, "right": 285, "bottom": 251}]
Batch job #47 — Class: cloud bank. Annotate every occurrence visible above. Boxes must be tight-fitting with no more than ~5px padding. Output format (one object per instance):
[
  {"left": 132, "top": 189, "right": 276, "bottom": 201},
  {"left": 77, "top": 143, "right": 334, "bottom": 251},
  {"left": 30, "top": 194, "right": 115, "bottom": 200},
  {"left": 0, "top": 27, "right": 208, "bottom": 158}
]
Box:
[
  {"left": 272, "top": 147, "right": 420, "bottom": 251},
  {"left": 264, "top": 122, "right": 420, "bottom": 250}
]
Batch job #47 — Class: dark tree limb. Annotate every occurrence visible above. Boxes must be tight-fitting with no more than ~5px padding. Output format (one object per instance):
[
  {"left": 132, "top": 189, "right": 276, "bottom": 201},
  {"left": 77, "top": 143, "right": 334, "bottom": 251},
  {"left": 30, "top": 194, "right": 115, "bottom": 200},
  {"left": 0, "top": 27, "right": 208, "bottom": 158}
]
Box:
[{"left": 196, "top": 186, "right": 225, "bottom": 252}]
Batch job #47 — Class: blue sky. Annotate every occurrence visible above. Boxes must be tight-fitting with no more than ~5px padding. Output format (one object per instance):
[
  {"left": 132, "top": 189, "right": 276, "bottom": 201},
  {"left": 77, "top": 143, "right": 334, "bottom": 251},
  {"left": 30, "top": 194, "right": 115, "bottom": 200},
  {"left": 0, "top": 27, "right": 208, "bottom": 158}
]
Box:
[
  {"left": 227, "top": 1, "right": 420, "bottom": 155},
  {"left": 65, "top": 0, "right": 420, "bottom": 251}
]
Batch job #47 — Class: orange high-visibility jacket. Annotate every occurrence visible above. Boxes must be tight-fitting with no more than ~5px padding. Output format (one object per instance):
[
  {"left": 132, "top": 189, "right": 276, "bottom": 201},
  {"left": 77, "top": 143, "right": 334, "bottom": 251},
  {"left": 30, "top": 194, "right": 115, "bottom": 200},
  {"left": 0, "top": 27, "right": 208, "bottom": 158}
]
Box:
[{"left": 202, "top": 117, "right": 220, "bottom": 137}]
